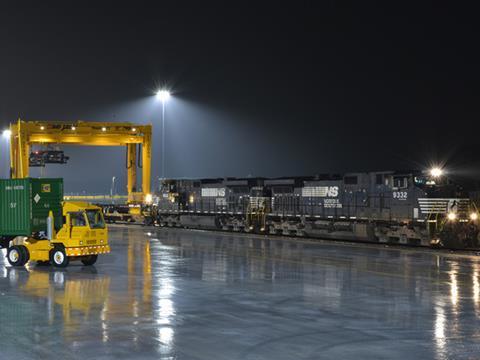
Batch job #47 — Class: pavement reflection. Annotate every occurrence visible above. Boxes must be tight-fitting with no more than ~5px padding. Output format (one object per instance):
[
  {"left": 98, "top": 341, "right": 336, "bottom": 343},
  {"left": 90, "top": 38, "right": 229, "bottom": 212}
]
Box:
[{"left": 0, "top": 226, "right": 480, "bottom": 359}]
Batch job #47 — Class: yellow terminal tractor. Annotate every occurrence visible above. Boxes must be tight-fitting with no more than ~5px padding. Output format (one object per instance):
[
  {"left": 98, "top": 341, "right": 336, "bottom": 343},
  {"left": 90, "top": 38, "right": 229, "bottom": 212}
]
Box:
[{"left": 0, "top": 178, "right": 109, "bottom": 267}]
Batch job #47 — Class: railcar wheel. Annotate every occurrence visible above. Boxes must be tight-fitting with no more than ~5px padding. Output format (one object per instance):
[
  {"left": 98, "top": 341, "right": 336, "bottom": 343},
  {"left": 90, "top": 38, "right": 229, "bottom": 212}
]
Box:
[
  {"left": 50, "top": 247, "right": 69, "bottom": 268},
  {"left": 81, "top": 255, "right": 98, "bottom": 266}
]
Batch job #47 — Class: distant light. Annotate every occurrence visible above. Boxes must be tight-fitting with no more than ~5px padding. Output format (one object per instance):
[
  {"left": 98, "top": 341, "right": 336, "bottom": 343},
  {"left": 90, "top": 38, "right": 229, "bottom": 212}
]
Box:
[
  {"left": 101, "top": 127, "right": 107, "bottom": 132},
  {"left": 447, "top": 212, "right": 457, "bottom": 221},
  {"left": 2, "top": 129, "right": 11, "bottom": 138},
  {"left": 430, "top": 167, "right": 444, "bottom": 178},
  {"left": 40, "top": 126, "right": 45, "bottom": 130},
  {"left": 132, "top": 127, "right": 136, "bottom": 132},
  {"left": 145, "top": 193, "right": 153, "bottom": 204},
  {"left": 470, "top": 212, "right": 478, "bottom": 221},
  {"left": 156, "top": 89, "right": 171, "bottom": 102},
  {"left": 71, "top": 126, "right": 76, "bottom": 131}
]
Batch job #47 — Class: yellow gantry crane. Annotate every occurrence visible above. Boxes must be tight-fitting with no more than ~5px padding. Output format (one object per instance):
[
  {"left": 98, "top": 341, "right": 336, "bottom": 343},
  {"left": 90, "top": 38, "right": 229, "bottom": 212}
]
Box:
[{"left": 9, "top": 119, "right": 152, "bottom": 203}]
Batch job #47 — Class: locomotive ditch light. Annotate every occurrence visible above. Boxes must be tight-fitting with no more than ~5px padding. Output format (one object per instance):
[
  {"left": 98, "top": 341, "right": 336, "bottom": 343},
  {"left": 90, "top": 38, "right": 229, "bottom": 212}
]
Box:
[
  {"left": 447, "top": 212, "right": 457, "bottom": 221},
  {"left": 430, "top": 167, "right": 444, "bottom": 178},
  {"left": 470, "top": 212, "right": 479, "bottom": 221}
]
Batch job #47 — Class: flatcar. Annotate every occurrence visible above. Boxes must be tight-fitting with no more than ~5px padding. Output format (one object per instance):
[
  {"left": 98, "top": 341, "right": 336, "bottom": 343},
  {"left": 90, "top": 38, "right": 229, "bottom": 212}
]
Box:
[{"left": 144, "top": 169, "right": 479, "bottom": 250}]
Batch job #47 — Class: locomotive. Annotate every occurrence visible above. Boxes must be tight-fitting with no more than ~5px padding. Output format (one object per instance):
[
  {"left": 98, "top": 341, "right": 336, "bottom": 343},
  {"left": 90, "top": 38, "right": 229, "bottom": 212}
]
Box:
[{"left": 144, "top": 169, "right": 480, "bottom": 250}]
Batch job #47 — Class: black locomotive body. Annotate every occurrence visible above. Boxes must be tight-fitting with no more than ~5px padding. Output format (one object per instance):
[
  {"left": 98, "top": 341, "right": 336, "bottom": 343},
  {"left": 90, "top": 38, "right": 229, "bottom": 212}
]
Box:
[{"left": 146, "top": 170, "right": 479, "bottom": 249}]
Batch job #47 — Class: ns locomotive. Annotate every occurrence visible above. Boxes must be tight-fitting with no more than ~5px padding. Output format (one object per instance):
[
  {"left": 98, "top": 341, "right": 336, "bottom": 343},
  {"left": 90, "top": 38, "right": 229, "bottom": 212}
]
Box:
[{"left": 144, "top": 169, "right": 479, "bottom": 250}]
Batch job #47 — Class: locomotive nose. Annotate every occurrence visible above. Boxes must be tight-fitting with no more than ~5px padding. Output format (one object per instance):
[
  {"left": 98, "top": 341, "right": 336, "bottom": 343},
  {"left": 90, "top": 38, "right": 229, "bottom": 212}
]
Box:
[{"left": 440, "top": 220, "right": 480, "bottom": 249}]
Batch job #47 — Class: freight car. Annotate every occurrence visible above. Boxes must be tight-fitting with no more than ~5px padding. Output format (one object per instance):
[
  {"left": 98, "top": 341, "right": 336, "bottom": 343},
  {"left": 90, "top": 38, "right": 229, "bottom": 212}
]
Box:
[{"left": 144, "top": 170, "right": 479, "bottom": 250}]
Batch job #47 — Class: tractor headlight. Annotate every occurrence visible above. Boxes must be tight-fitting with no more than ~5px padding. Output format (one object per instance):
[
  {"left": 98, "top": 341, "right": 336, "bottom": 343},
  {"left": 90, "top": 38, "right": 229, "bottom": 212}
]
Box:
[
  {"left": 470, "top": 212, "right": 478, "bottom": 221},
  {"left": 447, "top": 212, "right": 457, "bottom": 221}
]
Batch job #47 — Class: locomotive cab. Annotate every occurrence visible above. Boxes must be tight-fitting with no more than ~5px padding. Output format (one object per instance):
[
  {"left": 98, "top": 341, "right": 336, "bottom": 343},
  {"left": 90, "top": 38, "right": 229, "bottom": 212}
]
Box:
[{"left": 413, "top": 172, "right": 479, "bottom": 248}]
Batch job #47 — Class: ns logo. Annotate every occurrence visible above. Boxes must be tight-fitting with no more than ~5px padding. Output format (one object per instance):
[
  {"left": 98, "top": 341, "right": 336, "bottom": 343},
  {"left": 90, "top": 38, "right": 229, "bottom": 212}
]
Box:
[{"left": 325, "top": 186, "right": 339, "bottom": 197}]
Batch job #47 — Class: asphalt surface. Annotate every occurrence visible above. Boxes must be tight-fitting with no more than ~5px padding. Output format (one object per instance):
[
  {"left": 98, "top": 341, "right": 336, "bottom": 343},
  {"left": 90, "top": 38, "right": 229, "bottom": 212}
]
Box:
[{"left": 1, "top": 225, "right": 480, "bottom": 359}]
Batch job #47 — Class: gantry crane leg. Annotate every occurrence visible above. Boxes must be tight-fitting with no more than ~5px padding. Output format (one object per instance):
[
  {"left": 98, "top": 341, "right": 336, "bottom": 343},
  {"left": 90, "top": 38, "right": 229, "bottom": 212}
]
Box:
[
  {"left": 127, "top": 143, "right": 137, "bottom": 195},
  {"left": 141, "top": 127, "right": 152, "bottom": 198}
]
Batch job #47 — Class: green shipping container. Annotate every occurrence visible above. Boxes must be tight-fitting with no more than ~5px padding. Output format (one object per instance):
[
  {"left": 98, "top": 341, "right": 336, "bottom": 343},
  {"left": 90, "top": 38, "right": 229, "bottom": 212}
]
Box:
[{"left": 0, "top": 178, "right": 64, "bottom": 236}]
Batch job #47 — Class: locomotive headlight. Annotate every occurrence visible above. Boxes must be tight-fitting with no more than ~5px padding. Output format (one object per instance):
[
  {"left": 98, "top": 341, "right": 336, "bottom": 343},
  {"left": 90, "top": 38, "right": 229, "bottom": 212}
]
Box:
[
  {"left": 189, "top": 194, "right": 195, "bottom": 204},
  {"left": 470, "top": 212, "right": 478, "bottom": 221},
  {"left": 447, "top": 212, "right": 457, "bottom": 221},
  {"left": 430, "top": 167, "right": 444, "bottom": 178}
]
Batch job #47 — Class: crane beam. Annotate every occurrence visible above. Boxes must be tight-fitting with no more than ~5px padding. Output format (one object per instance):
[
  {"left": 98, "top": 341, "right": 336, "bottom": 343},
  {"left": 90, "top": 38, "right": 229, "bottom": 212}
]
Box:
[{"left": 9, "top": 119, "right": 152, "bottom": 203}]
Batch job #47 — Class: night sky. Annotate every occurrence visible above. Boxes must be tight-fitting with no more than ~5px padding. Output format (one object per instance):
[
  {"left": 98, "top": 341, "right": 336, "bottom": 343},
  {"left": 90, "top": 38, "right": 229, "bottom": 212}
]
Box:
[{"left": 1, "top": 3, "right": 479, "bottom": 193}]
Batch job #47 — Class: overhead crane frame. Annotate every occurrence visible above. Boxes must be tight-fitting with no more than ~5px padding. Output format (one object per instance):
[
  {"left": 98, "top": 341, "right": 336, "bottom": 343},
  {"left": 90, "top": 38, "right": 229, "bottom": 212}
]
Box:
[{"left": 9, "top": 119, "right": 152, "bottom": 203}]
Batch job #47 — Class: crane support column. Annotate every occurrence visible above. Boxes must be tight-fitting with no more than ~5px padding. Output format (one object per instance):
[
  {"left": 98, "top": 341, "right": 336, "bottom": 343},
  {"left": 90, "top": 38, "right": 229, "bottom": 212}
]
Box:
[
  {"left": 142, "top": 126, "right": 152, "bottom": 197},
  {"left": 11, "top": 119, "right": 30, "bottom": 178},
  {"left": 127, "top": 143, "right": 137, "bottom": 196}
]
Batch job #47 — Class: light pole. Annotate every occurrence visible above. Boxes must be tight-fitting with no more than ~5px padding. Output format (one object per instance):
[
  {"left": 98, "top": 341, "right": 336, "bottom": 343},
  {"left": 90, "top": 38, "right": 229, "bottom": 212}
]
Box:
[
  {"left": 110, "top": 176, "right": 116, "bottom": 203},
  {"left": 156, "top": 90, "right": 171, "bottom": 178}
]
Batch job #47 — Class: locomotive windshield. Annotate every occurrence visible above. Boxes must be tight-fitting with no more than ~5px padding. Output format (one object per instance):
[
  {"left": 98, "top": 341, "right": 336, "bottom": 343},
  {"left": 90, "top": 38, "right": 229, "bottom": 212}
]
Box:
[{"left": 414, "top": 175, "right": 467, "bottom": 198}]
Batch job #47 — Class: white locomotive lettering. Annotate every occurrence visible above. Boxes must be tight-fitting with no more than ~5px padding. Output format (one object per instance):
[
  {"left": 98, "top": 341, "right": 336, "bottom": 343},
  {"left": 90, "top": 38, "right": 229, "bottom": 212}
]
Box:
[
  {"left": 201, "top": 188, "right": 226, "bottom": 197},
  {"left": 393, "top": 191, "right": 407, "bottom": 200},
  {"left": 302, "top": 186, "right": 339, "bottom": 198}
]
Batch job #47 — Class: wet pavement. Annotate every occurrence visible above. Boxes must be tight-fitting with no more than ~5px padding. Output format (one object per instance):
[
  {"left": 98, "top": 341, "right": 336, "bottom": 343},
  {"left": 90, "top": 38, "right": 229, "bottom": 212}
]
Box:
[{"left": 1, "top": 226, "right": 480, "bottom": 359}]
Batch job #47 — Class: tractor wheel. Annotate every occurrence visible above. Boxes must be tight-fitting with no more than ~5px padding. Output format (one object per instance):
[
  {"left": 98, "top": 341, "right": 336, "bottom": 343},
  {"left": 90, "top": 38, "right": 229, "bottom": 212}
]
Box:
[
  {"left": 50, "top": 247, "right": 69, "bottom": 268},
  {"left": 7, "top": 246, "right": 27, "bottom": 267},
  {"left": 81, "top": 255, "right": 98, "bottom": 266},
  {"left": 18, "top": 245, "right": 30, "bottom": 264}
]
